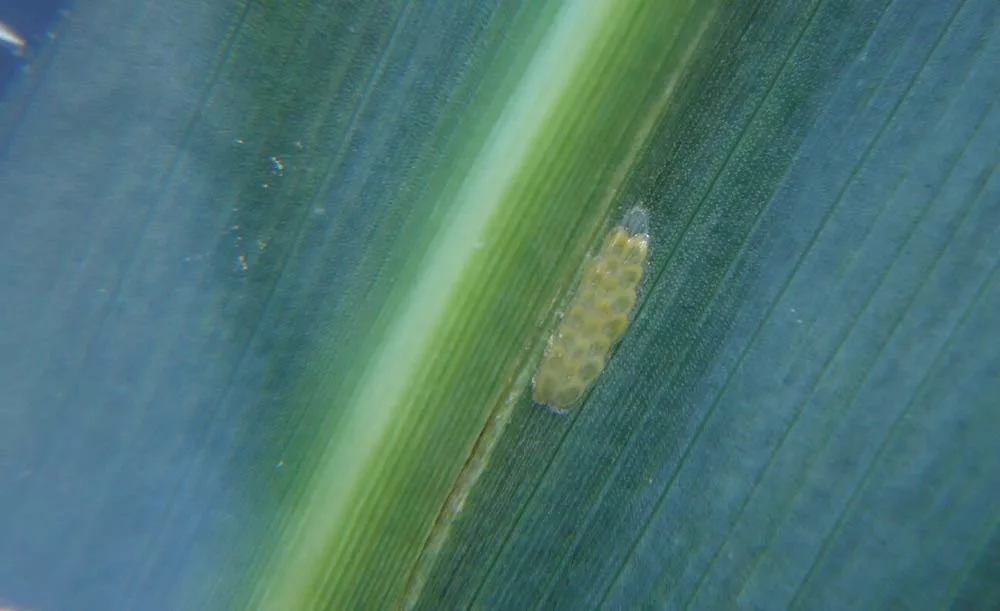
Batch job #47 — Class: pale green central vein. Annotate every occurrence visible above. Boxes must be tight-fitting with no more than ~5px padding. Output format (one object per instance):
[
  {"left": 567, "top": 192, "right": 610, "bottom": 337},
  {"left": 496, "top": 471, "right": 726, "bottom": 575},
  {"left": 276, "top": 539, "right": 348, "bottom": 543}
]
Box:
[{"left": 252, "top": 1, "right": 621, "bottom": 608}]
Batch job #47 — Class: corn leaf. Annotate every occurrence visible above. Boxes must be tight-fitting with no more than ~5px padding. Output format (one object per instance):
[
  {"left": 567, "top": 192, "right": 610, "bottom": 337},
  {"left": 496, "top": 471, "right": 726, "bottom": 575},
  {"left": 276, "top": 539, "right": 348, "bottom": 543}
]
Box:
[{"left": 0, "top": 0, "right": 997, "bottom": 610}]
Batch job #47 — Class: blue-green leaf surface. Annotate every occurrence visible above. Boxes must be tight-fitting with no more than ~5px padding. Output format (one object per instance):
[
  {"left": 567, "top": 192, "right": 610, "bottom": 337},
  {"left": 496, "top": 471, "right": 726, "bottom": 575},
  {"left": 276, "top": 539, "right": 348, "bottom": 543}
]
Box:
[
  {"left": 0, "top": 0, "right": 997, "bottom": 610},
  {"left": 416, "top": 1, "right": 1000, "bottom": 609}
]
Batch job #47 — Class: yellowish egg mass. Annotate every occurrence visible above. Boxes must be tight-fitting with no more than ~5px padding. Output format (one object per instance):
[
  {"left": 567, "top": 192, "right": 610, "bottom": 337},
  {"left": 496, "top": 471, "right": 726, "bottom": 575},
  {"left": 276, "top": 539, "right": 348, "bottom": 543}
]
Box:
[{"left": 532, "top": 210, "right": 650, "bottom": 412}]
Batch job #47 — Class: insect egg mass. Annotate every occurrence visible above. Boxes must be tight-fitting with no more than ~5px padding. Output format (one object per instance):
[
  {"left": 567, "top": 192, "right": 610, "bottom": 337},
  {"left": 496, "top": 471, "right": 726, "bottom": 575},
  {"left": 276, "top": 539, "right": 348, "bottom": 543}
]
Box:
[{"left": 532, "top": 208, "right": 650, "bottom": 412}]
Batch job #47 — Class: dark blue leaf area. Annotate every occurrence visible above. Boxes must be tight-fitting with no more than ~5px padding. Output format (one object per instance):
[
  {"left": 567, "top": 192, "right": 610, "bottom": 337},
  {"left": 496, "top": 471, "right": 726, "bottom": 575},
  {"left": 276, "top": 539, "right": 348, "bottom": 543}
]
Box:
[
  {"left": 0, "top": 0, "right": 531, "bottom": 609},
  {"left": 423, "top": 0, "right": 1000, "bottom": 609}
]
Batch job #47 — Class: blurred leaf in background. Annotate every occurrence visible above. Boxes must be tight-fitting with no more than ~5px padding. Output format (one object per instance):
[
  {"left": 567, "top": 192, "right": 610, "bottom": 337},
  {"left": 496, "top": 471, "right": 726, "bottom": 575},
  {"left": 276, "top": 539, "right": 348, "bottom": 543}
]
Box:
[{"left": 0, "top": 0, "right": 997, "bottom": 610}]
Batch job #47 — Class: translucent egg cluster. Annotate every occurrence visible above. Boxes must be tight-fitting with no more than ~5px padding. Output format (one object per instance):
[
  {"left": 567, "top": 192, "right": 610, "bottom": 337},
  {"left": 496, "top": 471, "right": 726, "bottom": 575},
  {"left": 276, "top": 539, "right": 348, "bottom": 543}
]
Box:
[{"left": 532, "top": 210, "right": 650, "bottom": 412}]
